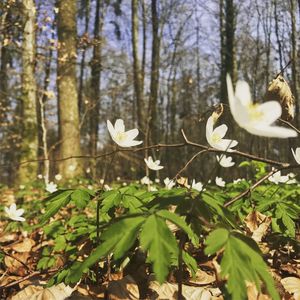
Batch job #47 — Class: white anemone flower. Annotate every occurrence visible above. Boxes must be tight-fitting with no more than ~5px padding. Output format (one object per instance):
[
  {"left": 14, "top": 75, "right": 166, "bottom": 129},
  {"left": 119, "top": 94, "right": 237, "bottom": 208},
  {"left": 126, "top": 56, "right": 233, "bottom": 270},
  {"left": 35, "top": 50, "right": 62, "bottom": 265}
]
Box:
[
  {"left": 216, "top": 155, "right": 235, "bottom": 167},
  {"left": 164, "top": 177, "right": 175, "bottom": 190},
  {"left": 215, "top": 176, "right": 226, "bottom": 187},
  {"left": 291, "top": 148, "right": 300, "bottom": 164},
  {"left": 55, "top": 174, "right": 62, "bottom": 181},
  {"left": 141, "top": 176, "right": 152, "bottom": 185},
  {"left": 206, "top": 116, "right": 238, "bottom": 151},
  {"left": 191, "top": 180, "right": 203, "bottom": 192},
  {"left": 46, "top": 181, "right": 58, "bottom": 193},
  {"left": 107, "top": 119, "right": 143, "bottom": 147},
  {"left": 226, "top": 75, "right": 297, "bottom": 138},
  {"left": 144, "top": 156, "right": 164, "bottom": 171},
  {"left": 268, "top": 170, "right": 289, "bottom": 184},
  {"left": 4, "top": 203, "right": 25, "bottom": 222}
]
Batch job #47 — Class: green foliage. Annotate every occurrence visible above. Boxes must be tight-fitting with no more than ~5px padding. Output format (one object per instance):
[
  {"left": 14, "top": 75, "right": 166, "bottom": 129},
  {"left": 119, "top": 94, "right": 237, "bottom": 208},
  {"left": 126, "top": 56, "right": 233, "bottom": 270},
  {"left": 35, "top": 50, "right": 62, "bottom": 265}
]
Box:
[{"left": 205, "top": 228, "right": 280, "bottom": 300}]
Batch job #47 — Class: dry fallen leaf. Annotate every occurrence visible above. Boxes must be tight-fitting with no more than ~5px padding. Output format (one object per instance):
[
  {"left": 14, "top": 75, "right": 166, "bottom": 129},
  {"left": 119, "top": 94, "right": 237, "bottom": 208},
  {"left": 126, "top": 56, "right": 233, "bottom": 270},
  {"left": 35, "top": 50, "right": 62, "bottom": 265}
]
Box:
[
  {"left": 189, "top": 269, "right": 216, "bottom": 285},
  {"left": 281, "top": 277, "right": 300, "bottom": 300},
  {"left": 107, "top": 275, "right": 140, "bottom": 300},
  {"left": 244, "top": 211, "right": 271, "bottom": 242},
  {"left": 10, "top": 238, "right": 35, "bottom": 253},
  {"left": 265, "top": 75, "right": 295, "bottom": 121},
  {"left": 149, "top": 278, "right": 222, "bottom": 300},
  {"left": 211, "top": 104, "right": 224, "bottom": 125},
  {"left": 176, "top": 177, "right": 189, "bottom": 188},
  {"left": 11, "top": 283, "right": 74, "bottom": 300},
  {"left": 246, "top": 281, "right": 272, "bottom": 300}
]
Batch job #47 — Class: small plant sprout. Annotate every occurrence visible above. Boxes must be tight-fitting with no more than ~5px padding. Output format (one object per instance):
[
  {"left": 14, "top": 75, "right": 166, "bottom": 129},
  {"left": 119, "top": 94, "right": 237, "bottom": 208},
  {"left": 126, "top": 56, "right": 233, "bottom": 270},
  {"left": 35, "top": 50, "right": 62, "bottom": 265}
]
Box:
[
  {"left": 215, "top": 176, "right": 226, "bottom": 187},
  {"left": 291, "top": 148, "right": 300, "bottom": 164},
  {"left": 144, "top": 156, "right": 164, "bottom": 171},
  {"left": 107, "top": 119, "right": 143, "bottom": 147},
  {"left": 4, "top": 203, "right": 25, "bottom": 222},
  {"left": 216, "top": 155, "right": 235, "bottom": 167},
  {"left": 191, "top": 179, "right": 203, "bottom": 192},
  {"left": 46, "top": 181, "right": 58, "bottom": 193},
  {"left": 206, "top": 116, "right": 238, "bottom": 151},
  {"left": 226, "top": 74, "right": 298, "bottom": 138},
  {"left": 164, "top": 177, "right": 175, "bottom": 189}
]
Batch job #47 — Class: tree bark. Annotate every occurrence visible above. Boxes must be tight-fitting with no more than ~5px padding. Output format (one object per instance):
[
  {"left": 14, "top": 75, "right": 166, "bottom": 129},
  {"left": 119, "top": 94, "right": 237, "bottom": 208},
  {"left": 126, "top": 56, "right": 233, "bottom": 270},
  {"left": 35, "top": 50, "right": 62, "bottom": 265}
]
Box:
[
  {"left": 18, "top": 0, "right": 38, "bottom": 184},
  {"left": 89, "top": 0, "right": 104, "bottom": 177},
  {"left": 57, "top": 0, "right": 82, "bottom": 178},
  {"left": 148, "top": 0, "right": 160, "bottom": 145},
  {"left": 132, "top": 0, "right": 145, "bottom": 132}
]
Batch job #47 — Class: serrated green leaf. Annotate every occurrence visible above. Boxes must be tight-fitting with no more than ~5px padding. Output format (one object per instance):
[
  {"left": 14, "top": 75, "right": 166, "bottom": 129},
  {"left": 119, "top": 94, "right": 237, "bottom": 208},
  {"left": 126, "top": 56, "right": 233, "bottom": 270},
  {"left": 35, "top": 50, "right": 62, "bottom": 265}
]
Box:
[
  {"left": 40, "top": 190, "right": 73, "bottom": 225},
  {"left": 204, "top": 228, "right": 229, "bottom": 255},
  {"left": 101, "top": 191, "right": 121, "bottom": 213},
  {"left": 140, "top": 214, "right": 178, "bottom": 283},
  {"left": 156, "top": 210, "right": 199, "bottom": 245},
  {"left": 71, "top": 189, "right": 91, "bottom": 209},
  {"left": 53, "top": 235, "right": 67, "bottom": 251},
  {"left": 182, "top": 250, "right": 197, "bottom": 277},
  {"left": 67, "top": 216, "right": 145, "bottom": 283}
]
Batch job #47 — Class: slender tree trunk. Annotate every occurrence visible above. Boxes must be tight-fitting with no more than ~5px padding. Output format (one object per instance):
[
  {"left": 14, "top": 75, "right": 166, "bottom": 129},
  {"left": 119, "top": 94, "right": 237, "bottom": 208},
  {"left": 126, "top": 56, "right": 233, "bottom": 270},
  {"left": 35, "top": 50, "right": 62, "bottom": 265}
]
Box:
[
  {"left": 219, "top": 0, "right": 227, "bottom": 102},
  {"left": 89, "top": 0, "right": 104, "bottom": 178},
  {"left": 141, "top": 0, "right": 146, "bottom": 89},
  {"left": 57, "top": 0, "right": 82, "bottom": 178},
  {"left": 78, "top": 0, "right": 90, "bottom": 114},
  {"left": 290, "top": 0, "right": 299, "bottom": 126},
  {"left": 18, "top": 0, "right": 38, "bottom": 184},
  {"left": 148, "top": 0, "right": 160, "bottom": 145},
  {"left": 274, "top": 0, "right": 283, "bottom": 71},
  {"left": 132, "top": 0, "right": 145, "bottom": 132}
]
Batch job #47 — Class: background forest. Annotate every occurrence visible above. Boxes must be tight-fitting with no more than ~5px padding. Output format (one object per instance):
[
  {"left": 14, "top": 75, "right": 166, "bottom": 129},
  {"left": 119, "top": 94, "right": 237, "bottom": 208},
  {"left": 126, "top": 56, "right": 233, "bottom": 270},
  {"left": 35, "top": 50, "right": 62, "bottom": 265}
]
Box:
[{"left": 0, "top": 0, "right": 299, "bottom": 185}]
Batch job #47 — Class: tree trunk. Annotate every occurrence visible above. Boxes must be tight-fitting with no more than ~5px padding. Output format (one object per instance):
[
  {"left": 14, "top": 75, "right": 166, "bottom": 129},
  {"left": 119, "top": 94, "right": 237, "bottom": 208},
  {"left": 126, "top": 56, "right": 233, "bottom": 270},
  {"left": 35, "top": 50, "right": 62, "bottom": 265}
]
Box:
[
  {"left": 148, "top": 0, "right": 160, "bottom": 145},
  {"left": 57, "top": 0, "right": 82, "bottom": 178},
  {"left": 132, "top": 0, "right": 145, "bottom": 132},
  {"left": 18, "top": 0, "right": 38, "bottom": 184},
  {"left": 89, "top": 0, "right": 104, "bottom": 178},
  {"left": 274, "top": 0, "right": 283, "bottom": 71}
]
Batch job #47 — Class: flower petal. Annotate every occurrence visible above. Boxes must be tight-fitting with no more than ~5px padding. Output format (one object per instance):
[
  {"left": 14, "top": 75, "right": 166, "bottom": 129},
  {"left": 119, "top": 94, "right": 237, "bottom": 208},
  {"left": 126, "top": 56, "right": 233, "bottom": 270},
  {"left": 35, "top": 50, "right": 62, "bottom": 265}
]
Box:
[
  {"left": 114, "top": 119, "right": 125, "bottom": 133},
  {"left": 258, "top": 101, "right": 282, "bottom": 125},
  {"left": 291, "top": 148, "right": 300, "bottom": 164},
  {"left": 126, "top": 128, "right": 139, "bottom": 140},
  {"left": 107, "top": 120, "right": 116, "bottom": 139},
  {"left": 213, "top": 124, "right": 228, "bottom": 139},
  {"left": 16, "top": 208, "right": 24, "bottom": 216},
  {"left": 235, "top": 80, "right": 252, "bottom": 106},
  {"left": 206, "top": 116, "right": 214, "bottom": 142},
  {"left": 246, "top": 125, "right": 297, "bottom": 138}
]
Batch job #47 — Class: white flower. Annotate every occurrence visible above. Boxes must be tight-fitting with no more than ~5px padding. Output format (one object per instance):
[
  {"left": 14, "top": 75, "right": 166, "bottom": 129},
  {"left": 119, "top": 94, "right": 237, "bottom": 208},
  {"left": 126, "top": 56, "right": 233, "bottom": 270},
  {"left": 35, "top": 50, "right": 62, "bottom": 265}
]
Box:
[
  {"left": 141, "top": 176, "right": 152, "bottom": 185},
  {"left": 116, "top": 176, "right": 121, "bottom": 181},
  {"left": 19, "top": 185, "right": 25, "bottom": 190},
  {"left": 55, "top": 174, "right": 62, "bottom": 181},
  {"left": 268, "top": 170, "right": 289, "bottom": 184},
  {"left": 87, "top": 185, "right": 93, "bottom": 190},
  {"left": 233, "top": 178, "right": 242, "bottom": 184},
  {"left": 68, "top": 165, "right": 76, "bottom": 172},
  {"left": 226, "top": 75, "right": 297, "bottom": 138},
  {"left": 206, "top": 116, "right": 238, "bottom": 151},
  {"left": 46, "top": 181, "right": 58, "bottom": 193},
  {"left": 86, "top": 168, "right": 91, "bottom": 174},
  {"left": 107, "top": 119, "right": 143, "bottom": 147},
  {"left": 164, "top": 177, "right": 175, "bottom": 189},
  {"left": 155, "top": 178, "right": 160, "bottom": 183},
  {"left": 37, "top": 174, "right": 43, "bottom": 179},
  {"left": 104, "top": 184, "right": 112, "bottom": 191},
  {"left": 144, "top": 156, "right": 164, "bottom": 171},
  {"left": 215, "top": 176, "right": 225, "bottom": 187},
  {"left": 191, "top": 179, "right": 203, "bottom": 192},
  {"left": 291, "top": 148, "right": 300, "bottom": 164},
  {"left": 100, "top": 179, "right": 104, "bottom": 184},
  {"left": 122, "top": 182, "right": 127, "bottom": 186},
  {"left": 216, "top": 155, "right": 235, "bottom": 167},
  {"left": 4, "top": 203, "right": 25, "bottom": 222},
  {"left": 149, "top": 186, "right": 158, "bottom": 192}
]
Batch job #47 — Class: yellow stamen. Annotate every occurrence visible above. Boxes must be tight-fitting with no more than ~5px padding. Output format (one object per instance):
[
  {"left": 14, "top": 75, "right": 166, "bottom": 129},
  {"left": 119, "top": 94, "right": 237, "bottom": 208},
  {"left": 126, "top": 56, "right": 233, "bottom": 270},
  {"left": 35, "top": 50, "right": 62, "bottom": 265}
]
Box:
[{"left": 248, "top": 103, "right": 264, "bottom": 121}]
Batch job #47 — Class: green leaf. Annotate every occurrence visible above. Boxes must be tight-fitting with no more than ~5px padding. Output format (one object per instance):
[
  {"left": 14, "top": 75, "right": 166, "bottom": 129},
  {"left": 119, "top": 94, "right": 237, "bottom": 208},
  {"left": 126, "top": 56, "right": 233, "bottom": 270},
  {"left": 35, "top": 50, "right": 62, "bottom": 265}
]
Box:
[
  {"left": 39, "top": 190, "right": 73, "bottom": 225},
  {"left": 182, "top": 250, "right": 197, "bottom": 277},
  {"left": 101, "top": 191, "right": 121, "bottom": 213},
  {"left": 71, "top": 189, "right": 91, "bottom": 209},
  {"left": 204, "top": 228, "right": 229, "bottom": 255},
  {"left": 156, "top": 210, "right": 199, "bottom": 245},
  {"left": 53, "top": 235, "right": 67, "bottom": 251},
  {"left": 140, "top": 214, "right": 178, "bottom": 283},
  {"left": 67, "top": 216, "right": 145, "bottom": 283}
]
